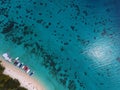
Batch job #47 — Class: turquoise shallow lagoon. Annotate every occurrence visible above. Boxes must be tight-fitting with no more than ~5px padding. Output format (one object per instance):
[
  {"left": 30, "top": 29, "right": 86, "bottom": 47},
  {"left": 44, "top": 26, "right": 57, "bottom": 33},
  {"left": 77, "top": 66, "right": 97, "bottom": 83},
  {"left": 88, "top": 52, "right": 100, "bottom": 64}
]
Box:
[{"left": 0, "top": 0, "right": 120, "bottom": 90}]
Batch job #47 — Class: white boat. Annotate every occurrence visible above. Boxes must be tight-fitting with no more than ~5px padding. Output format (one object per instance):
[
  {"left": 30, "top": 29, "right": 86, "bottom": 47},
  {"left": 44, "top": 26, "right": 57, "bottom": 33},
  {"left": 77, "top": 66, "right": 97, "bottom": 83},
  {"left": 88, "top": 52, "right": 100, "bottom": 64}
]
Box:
[
  {"left": 22, "top": 66, "right": 25, "bottom": 69},
  {"left": 2, "top": 53, "right": 12, "bottom": 62},
  {"left": 17, "top": 62, "right": 21, "bottom": 67},
  {"left": 26, "top": 69, "right": 31, "bottom": 73},
  {"left": 15, "top": 57, "right": 19, "bottom": 60}
]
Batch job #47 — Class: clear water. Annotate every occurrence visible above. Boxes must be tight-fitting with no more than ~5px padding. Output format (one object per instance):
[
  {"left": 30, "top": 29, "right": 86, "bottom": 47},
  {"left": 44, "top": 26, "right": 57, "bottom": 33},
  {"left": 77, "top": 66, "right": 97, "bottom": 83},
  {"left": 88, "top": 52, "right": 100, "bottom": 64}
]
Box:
[{"left": 0, "top": 0, "right": 120, "bottom": 90}]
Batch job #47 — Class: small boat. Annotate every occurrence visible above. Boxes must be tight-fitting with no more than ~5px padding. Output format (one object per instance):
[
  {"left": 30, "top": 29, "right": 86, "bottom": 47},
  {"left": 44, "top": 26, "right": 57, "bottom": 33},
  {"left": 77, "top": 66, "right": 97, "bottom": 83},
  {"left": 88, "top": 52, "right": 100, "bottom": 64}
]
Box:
[
  {"left": 23, "top": 66, "right": 31, "bottom": 73},
  {"left": 18, "top": 63, "right": 23, "bottom": 68},
  {"left": 22, "top": 65, "right": 33, "bottom": 74},
  {"left": 17, "top": 62, "right": 21, "bottom": 67},
  {"left": 29, "top": 72, "right": 34, "bottom": 76},
  {"left": 26, "top": 69, "right": 30, "bottom": 73},
  {"left": 2, "top": 53, "right": 12, "bottom": 62},
  {"left": 22, "top": 66, "right": 25, "bottom": 69},
  {"left": 15, "top": 57, "right": 19, "bottom": 60},
  {"left": 24, "top": 66, "right": 28, "bottom": 70},
  {"left": 14, "top": 60, "right": 19, "bottom": 66}
]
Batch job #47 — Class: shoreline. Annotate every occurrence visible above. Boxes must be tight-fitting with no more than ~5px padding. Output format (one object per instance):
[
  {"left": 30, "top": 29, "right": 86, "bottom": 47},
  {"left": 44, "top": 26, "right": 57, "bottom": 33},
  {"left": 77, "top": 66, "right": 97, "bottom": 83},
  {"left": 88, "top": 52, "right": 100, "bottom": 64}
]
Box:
[{"left": 0, "top": 57, "right": 46, "bottom": 90}]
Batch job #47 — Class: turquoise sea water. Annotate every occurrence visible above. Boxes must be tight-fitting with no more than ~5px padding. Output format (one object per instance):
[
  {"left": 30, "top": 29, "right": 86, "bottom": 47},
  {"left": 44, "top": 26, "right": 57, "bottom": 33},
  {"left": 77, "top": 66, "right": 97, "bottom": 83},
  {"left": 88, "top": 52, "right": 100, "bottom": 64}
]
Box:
[{"left": 0, "top": 0, "right": 120, "bottom": 90}]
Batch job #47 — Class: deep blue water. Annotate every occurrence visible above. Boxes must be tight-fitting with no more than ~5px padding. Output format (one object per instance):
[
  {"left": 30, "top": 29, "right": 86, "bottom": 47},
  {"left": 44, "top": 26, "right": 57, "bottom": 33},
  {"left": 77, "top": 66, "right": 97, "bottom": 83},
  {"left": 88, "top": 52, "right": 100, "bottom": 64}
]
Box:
[{"left": 0, "top": 0, "right": 120, "bottom": 90}]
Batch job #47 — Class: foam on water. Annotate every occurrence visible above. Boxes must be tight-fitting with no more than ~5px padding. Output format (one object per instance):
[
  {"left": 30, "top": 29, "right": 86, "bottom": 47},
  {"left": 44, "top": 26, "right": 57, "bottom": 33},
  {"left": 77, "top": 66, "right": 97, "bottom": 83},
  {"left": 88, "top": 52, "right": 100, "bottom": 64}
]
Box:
[{"left": 0, "top": 0, "right": 120, "bottom": 90}]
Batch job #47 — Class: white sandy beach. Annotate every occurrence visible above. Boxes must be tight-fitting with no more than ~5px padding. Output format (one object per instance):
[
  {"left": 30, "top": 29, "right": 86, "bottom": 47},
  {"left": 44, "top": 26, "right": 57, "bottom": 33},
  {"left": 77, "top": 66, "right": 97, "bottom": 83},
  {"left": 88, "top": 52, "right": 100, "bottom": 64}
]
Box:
[{"left": 0, "top": 57, "right": 46, "bottom": 90}]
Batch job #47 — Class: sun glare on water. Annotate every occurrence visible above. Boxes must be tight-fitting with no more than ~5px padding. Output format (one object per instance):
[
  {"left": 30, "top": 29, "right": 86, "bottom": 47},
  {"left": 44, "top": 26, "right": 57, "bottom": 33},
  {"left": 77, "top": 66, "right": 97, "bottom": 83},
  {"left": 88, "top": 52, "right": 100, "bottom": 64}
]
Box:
[{"left": 87, "top": 38, "right": 114, "bottom": 65}]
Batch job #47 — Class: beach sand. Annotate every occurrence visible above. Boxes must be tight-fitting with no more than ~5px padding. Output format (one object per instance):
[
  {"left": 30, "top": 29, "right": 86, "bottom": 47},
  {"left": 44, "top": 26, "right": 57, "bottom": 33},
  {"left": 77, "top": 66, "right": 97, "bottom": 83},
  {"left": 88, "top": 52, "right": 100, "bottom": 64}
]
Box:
[{"left": 0, "top": 57, "right": 46, "bottom": 90}]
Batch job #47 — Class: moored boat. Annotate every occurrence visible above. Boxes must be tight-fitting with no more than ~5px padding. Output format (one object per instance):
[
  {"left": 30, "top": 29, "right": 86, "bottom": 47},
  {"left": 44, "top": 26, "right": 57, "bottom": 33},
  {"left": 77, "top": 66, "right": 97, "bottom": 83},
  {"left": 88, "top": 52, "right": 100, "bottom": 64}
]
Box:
[
  {"left": 18, "top": 63, "right": 23, "bottom": 68},
  {"left": 14, "top": 60, "right": 19, "bottom": 66},
  {"left": 2, "top": 53, "right": 12, "bottom": 62},
  {"left": 2, "top": 53, "right": 34, "bottom": 76},
  {"left": 29, "top": 72, "right": 34, "bottom": 76}
]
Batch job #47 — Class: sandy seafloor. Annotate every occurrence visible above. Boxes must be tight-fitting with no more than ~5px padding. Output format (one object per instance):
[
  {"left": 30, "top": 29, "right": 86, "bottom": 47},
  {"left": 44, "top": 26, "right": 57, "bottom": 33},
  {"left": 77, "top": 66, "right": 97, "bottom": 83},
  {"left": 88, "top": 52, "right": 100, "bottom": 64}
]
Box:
[{"left": 0, "top": 0, "right": 120, "bottom": 90}]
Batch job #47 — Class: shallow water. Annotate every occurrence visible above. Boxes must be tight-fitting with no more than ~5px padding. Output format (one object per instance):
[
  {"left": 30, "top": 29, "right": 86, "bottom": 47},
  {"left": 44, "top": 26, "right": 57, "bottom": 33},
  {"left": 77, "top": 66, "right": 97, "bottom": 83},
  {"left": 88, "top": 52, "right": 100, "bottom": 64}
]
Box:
[{"left": 0, "top": 0, "right": 120, "bottom": 90}]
